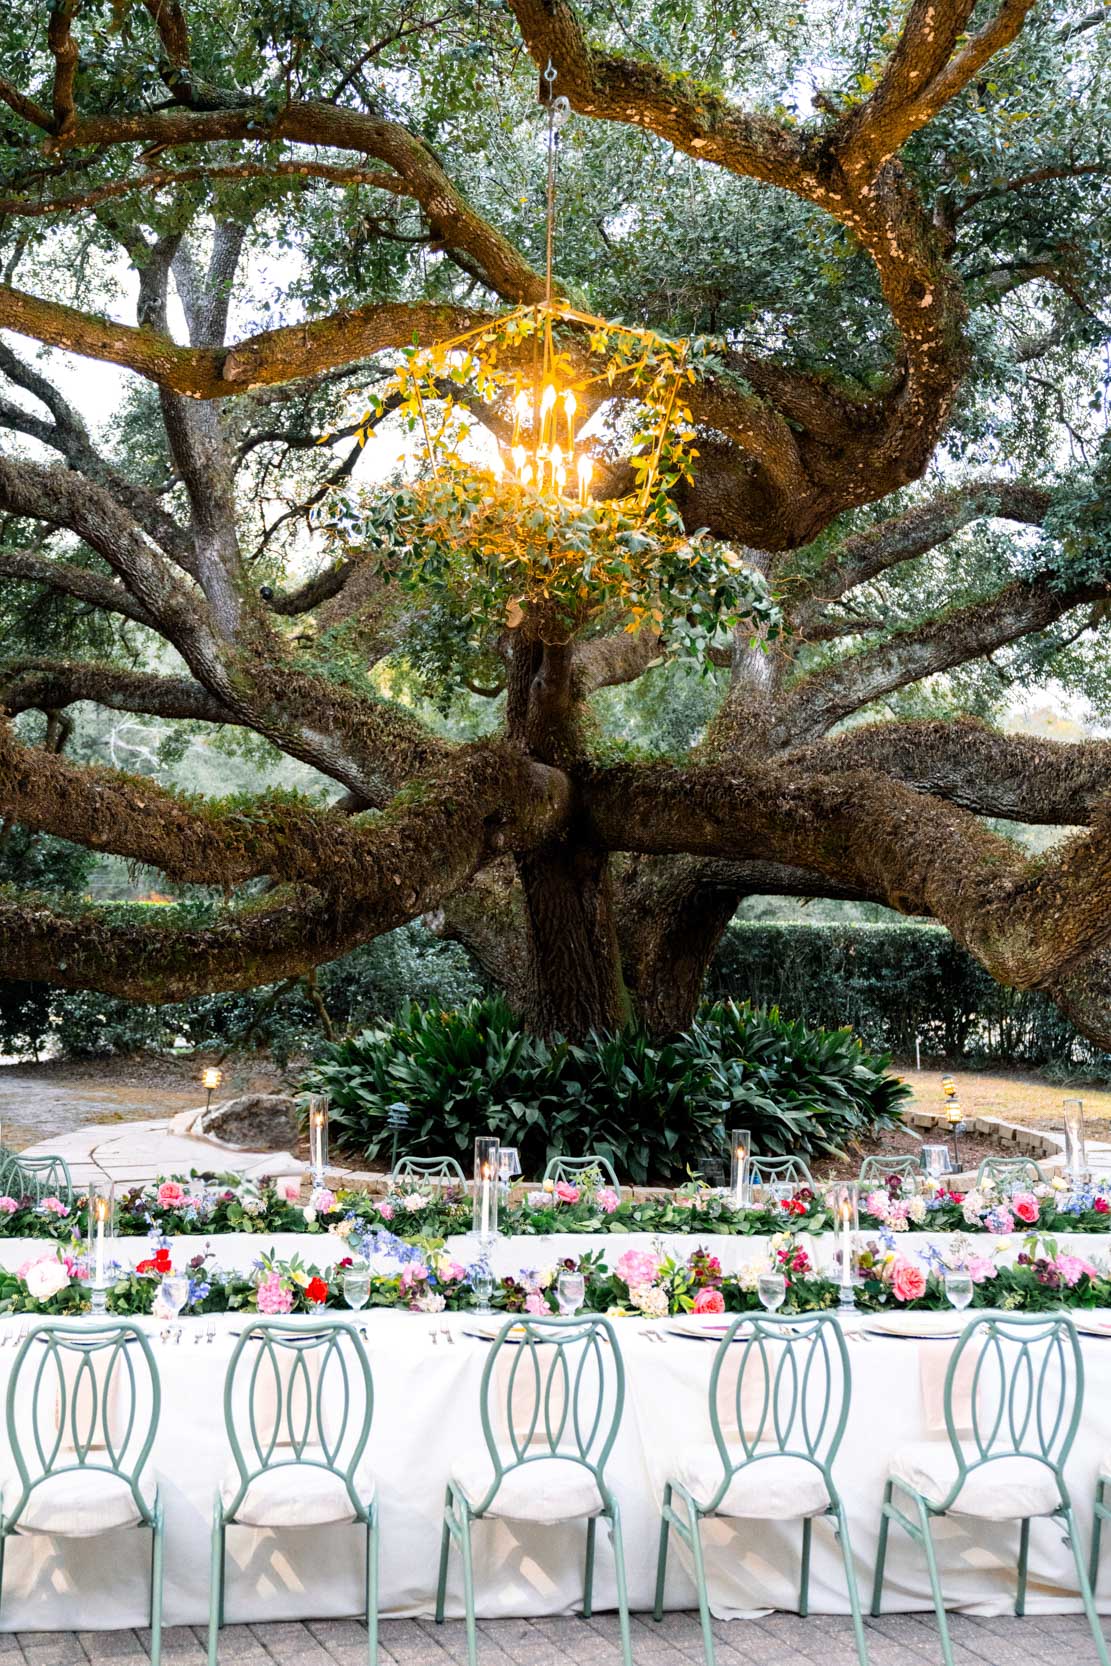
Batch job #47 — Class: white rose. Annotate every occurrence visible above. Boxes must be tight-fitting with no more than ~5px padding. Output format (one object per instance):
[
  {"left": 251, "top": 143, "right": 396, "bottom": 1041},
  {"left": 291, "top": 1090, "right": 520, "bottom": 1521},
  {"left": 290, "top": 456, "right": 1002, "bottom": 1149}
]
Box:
[
  {"left": 535, "top": 1267, "right": 556, "bottom": 1290},
  {"left": 403, "top": 1193, "right": 425, "bottom": 1213},
  {"left": 302, "top": 1206, "right": 317, "bottom": 1225},
  {"left": 908, "top": 1196, "right": 927, "bottom": 1224},
  {"left": 415, "top": 1292, "right": 446, "bottom": 1314},
  {"left": 25, "top": 1259, "right": 70, "bottom": 1301}
]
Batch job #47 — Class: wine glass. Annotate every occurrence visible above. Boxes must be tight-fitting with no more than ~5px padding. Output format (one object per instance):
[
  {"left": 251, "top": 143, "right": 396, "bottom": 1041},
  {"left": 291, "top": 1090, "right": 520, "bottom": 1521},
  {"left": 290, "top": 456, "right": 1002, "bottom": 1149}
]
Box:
[
  {"left": 159, "top": 1274, "right": 190, "bottom": 1321},
  {"left": 471, "top": 1269, "right": 494, "bottom": 1315},
  {"left": 343, "top": 1265, "right": 370, "bottom": 1311},
  {"left": 557, "top": 1270, "right": 585, "bottom": 1317},
  {"left": 757, "top": 1271, "right": 787, "bottom": 1313},
  {"left": 944, "top": 1270, "right": 974, "bottom": 1311}
]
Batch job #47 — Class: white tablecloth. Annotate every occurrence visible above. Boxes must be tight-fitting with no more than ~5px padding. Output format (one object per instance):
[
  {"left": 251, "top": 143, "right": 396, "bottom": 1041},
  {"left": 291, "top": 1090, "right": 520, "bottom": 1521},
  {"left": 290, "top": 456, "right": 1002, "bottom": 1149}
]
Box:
[
  {"left": 0, "top": 1308, "right": 1110, "bottom": 1631},
  {"left": 3, "top": 1229, "right": 1107, "bottom": 1277}
]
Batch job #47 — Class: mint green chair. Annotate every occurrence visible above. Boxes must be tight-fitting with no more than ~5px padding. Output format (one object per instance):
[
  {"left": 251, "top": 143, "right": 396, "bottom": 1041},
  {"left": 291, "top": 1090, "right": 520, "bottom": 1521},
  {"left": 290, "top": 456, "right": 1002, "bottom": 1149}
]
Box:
[
  {"left": 857, "top": 1155, "right": 920, "bottom": 1191},
  {"left": 654, "top": 1313, "right": 867, "bottom": 1666},
  {"left": 435, "top": 1315, "right": 632, "bottom": 1666},
  {"left": 209, "top": 1321, "right": 378, "bottom": 1666},
  {"left": 0, "top": 1321, "right": 164, "bottom": 1661},
  {"left": 390, "top": 1155, "right": 466, "bottom": 1188},
  {"left": 749, "top": 1154, "right": 814, "bottom": 1188},
  {"left": 975, "top": 1155, "right": 1046, "bottom": 1190},
  {"left": 542, "top": 1155, "right": 622, "bottom": 1197},
  {"left": 0, "top": 1149, "right": 74, "bottom": 1207},
  {"left": 872, "top": 1314, "right": 1106, "bottom": 1666}
]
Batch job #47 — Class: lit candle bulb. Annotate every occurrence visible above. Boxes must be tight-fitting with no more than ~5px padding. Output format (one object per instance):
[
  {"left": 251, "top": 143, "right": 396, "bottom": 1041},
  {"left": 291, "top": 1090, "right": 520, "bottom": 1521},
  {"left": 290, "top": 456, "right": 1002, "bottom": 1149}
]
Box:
[
  {"left": 519, "top": 461, "right": 534, "bottom": 486},
  {"left": 550, "top": 442, "right": 563, "bottom": 472},
  {"left": 563, "top": 388, "right": 577, "bottom": 446},
  {"left": 512, "top": 389, "right": 531, "bottom": 435},
  {"left": 576, "top": 454, "right": 593, "bottom": 504},
  {"left": 554, "top": 464, "right": 567, "bottom": 491},
  {"left": 511, "top": 443, "right": 527, "bottom": 477}
]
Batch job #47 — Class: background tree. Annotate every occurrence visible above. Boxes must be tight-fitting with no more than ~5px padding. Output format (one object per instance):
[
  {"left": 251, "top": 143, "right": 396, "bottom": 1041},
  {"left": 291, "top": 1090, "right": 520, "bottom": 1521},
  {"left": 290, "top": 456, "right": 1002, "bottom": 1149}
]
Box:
[{"left": 0, "top": 0, "right": 1108, "bottom": 1044}]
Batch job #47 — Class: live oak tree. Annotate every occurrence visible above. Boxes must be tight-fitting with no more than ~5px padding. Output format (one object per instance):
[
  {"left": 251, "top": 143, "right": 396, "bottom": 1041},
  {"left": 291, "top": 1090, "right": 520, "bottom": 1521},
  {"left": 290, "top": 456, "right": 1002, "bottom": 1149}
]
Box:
[{"left": 0, "top": 0, "right": 1109, "bottom": 1045}]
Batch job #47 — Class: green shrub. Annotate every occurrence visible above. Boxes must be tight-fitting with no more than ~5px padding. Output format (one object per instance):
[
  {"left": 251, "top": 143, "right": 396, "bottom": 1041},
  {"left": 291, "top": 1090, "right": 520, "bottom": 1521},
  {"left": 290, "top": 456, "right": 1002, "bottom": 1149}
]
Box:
[{"left": 307, "top": 996, "right": 909, "bottom": 1184}]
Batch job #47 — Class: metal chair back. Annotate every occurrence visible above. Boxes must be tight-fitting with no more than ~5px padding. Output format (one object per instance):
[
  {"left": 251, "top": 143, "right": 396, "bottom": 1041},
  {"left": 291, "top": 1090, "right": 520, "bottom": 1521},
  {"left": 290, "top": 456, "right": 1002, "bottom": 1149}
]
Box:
[
  {"left": 468, "top": 1315, "right": 624, "bottom": 1515},
  {"left": 221, "top": 1319, "right": 374, "bottom": 1524},
  {"left": 4, "top": 1321, "right": 159, "bottom": 1528},
  {"left": 975, "top": 1155, "right": 1046, "bottom": 1191},
  {"left": 0, "top": 1149, "right": 74, "bottom": 1206},
  {"left": 936, "top": 1314, "right": 1081, "bottom": 1511},
  {"left": 701, "top": 1314, "right": 850, "bottom": 1513},
  {"left": 542, "top": 1155, "right": 622, "bottom": 1196},
  {"left": 390, "top": 1154, "right": 466, "bottom": 1189},
  {"left": 857, "top": 1154, "right": 920, "bottom": 1191}
]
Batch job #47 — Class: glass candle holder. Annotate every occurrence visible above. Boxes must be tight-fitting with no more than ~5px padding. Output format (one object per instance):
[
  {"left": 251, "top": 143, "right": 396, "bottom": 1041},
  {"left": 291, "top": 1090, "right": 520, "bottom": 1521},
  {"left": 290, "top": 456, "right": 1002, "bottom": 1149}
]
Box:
[
  {"left": 728, "top": 1130, "right": 750, "bottom": 1209},
  {"left": 86, "top": 1179, "right": 116, "bottom": 1297},
  {"left": 473, "top": 1136, "right": 500, "bottom": 1241},
  {"left": 1063, "top": 1098, "right": 1087, "bottom": 1181},
  {"left": 307, "top": 1094, "right": 329, "bottom": 1185}
]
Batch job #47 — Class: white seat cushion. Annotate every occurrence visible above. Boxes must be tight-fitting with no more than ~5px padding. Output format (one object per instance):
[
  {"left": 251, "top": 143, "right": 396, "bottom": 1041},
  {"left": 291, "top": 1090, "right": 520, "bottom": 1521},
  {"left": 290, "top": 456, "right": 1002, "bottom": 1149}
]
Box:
[
  {"left": 221, "top": 1450, "right": 373, "bottom": 1528},
  {"left": 890, "top": 1441, "right": 1061, "bottom": 1521},
  {"left": 0, "top": 1464, "right": 153, "bottom": 1537},
  {"left": 451, "top": 1455, "right": 605, "bottom": 1524},
  {"left": 676, "top": 1446, "right": 831, "bottom": 1519}
]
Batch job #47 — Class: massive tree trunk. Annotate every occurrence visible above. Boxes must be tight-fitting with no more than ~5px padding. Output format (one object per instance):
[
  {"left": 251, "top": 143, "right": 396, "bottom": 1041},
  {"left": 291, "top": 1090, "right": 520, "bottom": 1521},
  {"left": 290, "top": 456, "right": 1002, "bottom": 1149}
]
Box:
[{"left": 517, "top": 843, "right": 627, "bottom": 1034}]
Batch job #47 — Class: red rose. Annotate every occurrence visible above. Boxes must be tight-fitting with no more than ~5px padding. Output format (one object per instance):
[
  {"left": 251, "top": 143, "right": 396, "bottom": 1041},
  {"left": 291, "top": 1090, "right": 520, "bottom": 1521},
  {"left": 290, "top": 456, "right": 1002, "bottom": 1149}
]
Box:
[
  {"left": 136, "top": 1247, "right": 173, "bottom": 1276},
  {"left": 1096, "top": 1199, "right": 1110, "bottom": 1214},
  {"left": 338, "top": 1257, "right": 354, "bottom": 1269},
  {"left": 305, "top": 1276, "right": 329, "bottom": 1305}
]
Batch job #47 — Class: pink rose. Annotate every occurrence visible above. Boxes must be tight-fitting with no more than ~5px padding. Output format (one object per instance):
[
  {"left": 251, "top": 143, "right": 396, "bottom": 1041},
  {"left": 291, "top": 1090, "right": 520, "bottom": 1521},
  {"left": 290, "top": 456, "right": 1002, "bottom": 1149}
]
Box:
[
  {"left": 0, "top": 1197, "right": 18, "bottom": 1214},
  {"left": 40, "top": 1197, "right": 69, "bottom": 1217},
  {"left": 524, "top": 1292, "right": 547, "bottom": 1315},
  {"left": 863, "top": 1192, "right": 889, "bottom": 1218},
  {"left": 615, "top": 1249, "right": 661, "bottom": 1290},
  {"left": 1012, "top": 1193, "right": 1039, "bottom": 1224},
  {"left": 276, "top": 1176, "right": 302, "bottom": 1202},
  {"left": 377, "top": 1201, "right": 395, "bottom": 1220},
  {"left": 399, "top": 1265, "right": 429, "bottom": 1290},
  {"left": 693, "top": 1288, "right": 725, "bottom": 1315},
  {"left": 890, "top": 1261, "right": 927, "bottom": 1303},
  {"left": 595, "top": 1187, "right": 619, "bottom": 1215},
  {"left": 156, "top": 1181, "right": 185, "bottom": 1208},
  {"left": 554, "top": 1181, "right": 580, "bottom": 1205},
  {"left": 967, "top": 1257, "right": 996, "bottom": 1284}
]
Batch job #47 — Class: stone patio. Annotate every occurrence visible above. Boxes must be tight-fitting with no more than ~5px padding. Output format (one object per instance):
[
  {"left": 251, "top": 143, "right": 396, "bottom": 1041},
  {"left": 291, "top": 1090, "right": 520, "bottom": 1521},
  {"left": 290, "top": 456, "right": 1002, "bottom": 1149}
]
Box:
[{"left": 3, "top": 1611, "right": 1109, "bottom": 1666}]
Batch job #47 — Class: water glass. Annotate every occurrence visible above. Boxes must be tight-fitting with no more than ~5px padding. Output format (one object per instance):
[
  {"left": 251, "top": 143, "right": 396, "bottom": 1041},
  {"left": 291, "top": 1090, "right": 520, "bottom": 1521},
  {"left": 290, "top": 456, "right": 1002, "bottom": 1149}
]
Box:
[
  {"left": 159, "top": 1274, "right": 190, "bottom": 1319},
  {"left": 472, "top": 1269, "right": 494, "bottom": 1314},
  {"left": 757, "top": 1271, "right": 787, "bottom": 1313},
  {"left": 343, "top": 1266, "right": 371, "bottom": 1311},
  {"left": 557, "top": 1270, "right": 585, "bottom": 1317},
  {"left": 944, "top": 1270, "right": 974, "bottom": 1311}
]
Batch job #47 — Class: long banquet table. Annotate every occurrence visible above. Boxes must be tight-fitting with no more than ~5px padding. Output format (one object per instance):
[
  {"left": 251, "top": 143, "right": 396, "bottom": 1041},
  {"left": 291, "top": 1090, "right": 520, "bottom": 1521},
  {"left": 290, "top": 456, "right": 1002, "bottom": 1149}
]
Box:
[{"left": 1, "top": 1306, "right": 1111, "bottom": 1632}]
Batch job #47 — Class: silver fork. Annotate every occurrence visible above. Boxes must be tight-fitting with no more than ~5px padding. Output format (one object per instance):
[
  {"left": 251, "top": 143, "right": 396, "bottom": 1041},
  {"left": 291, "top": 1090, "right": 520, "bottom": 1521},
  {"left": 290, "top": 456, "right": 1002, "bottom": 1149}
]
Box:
[
  {"left": 441, "top": 1325, "right": 455, "bottom": 1346},
  {"left": 206, "top": 1317, "right": 216, "bottom": 1344}
]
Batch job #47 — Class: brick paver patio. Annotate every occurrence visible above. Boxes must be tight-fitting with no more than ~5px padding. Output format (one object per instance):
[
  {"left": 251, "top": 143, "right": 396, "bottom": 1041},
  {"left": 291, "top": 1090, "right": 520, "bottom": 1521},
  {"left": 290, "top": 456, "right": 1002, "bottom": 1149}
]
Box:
[{"left": 3, "top": 1612, "right": 1109, "bottom": 1666}]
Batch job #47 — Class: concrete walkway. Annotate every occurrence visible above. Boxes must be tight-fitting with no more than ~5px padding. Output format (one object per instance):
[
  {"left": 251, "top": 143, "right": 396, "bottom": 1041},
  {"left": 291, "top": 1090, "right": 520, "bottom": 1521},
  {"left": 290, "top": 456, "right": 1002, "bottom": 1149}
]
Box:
[
  {"left": 3, "top": 1611, "right": 1109, "bottom": 1666},
  {"left": 19, "top": 1118, "right": 304, "bottom": 1189}
]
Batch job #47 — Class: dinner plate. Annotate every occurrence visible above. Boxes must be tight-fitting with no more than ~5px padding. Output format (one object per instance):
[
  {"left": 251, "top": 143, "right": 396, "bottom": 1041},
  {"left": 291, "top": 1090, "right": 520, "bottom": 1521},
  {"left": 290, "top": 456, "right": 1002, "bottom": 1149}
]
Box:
[
  {"left": 862, "top": 1313, "right": 967, "bottom": 1340},
  {"left": 1068, "top": 1314, "right": 1111, "bottom": 1338}
]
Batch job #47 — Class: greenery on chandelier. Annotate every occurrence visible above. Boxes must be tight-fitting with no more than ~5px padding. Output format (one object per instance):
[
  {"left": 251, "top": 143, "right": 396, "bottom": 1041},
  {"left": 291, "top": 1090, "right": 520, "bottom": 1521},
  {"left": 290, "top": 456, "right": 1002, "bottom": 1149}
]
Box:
[{"left": 317, "top": 306, "right": 781, "bottom": 668}]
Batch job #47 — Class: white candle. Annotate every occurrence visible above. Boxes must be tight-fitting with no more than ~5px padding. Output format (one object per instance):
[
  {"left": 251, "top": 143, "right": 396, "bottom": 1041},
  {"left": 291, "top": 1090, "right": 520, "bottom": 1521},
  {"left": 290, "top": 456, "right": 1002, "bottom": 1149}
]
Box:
[
  {"left": 95, "top": 1199, "right": 106, "bottom": 1286},
  {"left": 733, "top": 1144, "right": 746, "bottom": 1209},
  {"left": 480, "top": 1162, "right": 491, "bottom": 1239},
  {"left": 839, "top": 1200, "right": 852, "bottom": 1290}
]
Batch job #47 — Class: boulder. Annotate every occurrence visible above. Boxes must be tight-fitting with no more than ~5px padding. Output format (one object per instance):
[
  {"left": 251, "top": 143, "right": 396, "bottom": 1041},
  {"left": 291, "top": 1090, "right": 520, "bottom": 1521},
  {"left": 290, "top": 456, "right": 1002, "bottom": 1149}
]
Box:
[{"left": 197, "top": 1094, "right": 299, "bottom": 1151}]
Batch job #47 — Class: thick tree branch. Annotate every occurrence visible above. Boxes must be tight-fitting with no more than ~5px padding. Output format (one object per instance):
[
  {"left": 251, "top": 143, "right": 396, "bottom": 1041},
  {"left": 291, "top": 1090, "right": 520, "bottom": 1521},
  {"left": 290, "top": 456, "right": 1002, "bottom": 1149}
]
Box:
[
  {"left": 784, "top": 718, "right": 1111, "bottom": 826},
  {"left": 0, "top": 161, "right": 409, "bottom": 219},
  {"left": 584, "top": 761, "right": 1111, "bottom": 995},
  {"left": 0, "top": 547, "right": 157, "bottom": 628},
  {"left": 0, "top": 661, "right": 237, "bottom": 726},
  {"left": 775, "top": 570, "right": 1111, "bottom": 747},
  {"left": 0, "top": 733, "right": 571, "bottom": 999},
  {"left": 794, "top": 479, "right": 1053, "bottom": 626}
]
